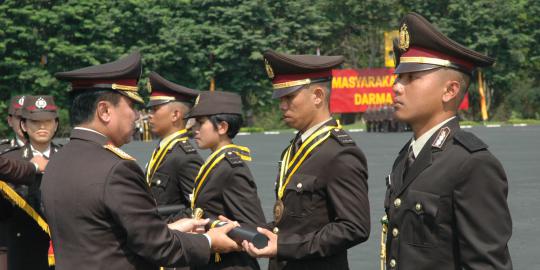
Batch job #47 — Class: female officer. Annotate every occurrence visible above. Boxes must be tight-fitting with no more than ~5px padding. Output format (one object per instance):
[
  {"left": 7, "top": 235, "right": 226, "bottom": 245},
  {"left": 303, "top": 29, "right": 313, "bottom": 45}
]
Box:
[{"left": 188, "top": 91, "right": 265, "bottom": 270}]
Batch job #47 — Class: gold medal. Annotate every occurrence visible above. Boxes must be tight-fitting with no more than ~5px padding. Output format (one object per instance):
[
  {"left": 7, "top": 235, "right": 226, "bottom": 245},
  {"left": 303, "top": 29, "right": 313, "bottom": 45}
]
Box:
[{"left": 273, "top": 199, "right": 284, "bottom": 223}]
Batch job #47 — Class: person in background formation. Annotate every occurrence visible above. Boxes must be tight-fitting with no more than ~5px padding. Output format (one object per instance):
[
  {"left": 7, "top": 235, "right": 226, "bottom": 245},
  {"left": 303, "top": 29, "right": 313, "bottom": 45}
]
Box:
[
  {"left": 145, "top": 71, "right": 203, "bottom": 222},
  {"left": 1, "top": 95, "right": 61, "bottom": 270}
]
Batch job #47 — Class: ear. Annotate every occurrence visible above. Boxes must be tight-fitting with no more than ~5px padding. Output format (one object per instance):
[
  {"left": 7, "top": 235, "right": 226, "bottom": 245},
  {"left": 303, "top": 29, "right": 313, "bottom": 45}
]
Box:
[
  {"left": 96, "top": 100, "right": 113, "bottom": 123},
  {"left": 20, "top": 120, "right": 27, "bottom": 132},
  {"left": 442, "top": 80, "right": 461, "bottom": 103},
  {"left": 312, "top": 86, "right": 325, "bottom": 106},
  {"left": 171, "top": 107, "right": 181, "bottom": 122},
  {"left": 217, "top": 121, "right": 229, "bottom": 136}
]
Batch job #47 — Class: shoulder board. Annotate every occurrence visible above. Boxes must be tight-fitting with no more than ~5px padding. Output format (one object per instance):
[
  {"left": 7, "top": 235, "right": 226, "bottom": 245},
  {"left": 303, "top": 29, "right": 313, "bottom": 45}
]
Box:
[
  {"left": 177, "top": 140, "right": 197, "bottom": 153},
  {"left": 224, "top": 151, "right": 243, "bottom": 167},
  {"left": 103, "top": 144, "right": 136, "bottom": 160},
  {"left": 453, "top": 130, "right": 488, "bottom": 153},
  {"left": 331, "top": 128, "right": 355, "bottom": 145},
  {"left": 0, "top": 145, "right": 22, "bottom": 155}
]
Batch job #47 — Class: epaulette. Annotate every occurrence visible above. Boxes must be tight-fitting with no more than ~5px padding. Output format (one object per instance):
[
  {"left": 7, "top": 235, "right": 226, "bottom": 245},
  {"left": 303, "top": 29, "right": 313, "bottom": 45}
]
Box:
[
  {"left": 0, "top": 145, "right": 22, "bottom": 155},
  {"left": 453, "top": 130, "right": 488, "bottom": 153},
  {"left": 103, "top": 144, "right": 136, "bottom": 160},
  {"left": 331, "top": 128, "right": 355, "bottom": 145},
  {"left": 224, "top": 151, "right": 243, "bottom": 167},
  {"left": 178, "top": 140, "right": 197, "bottom": 153}
]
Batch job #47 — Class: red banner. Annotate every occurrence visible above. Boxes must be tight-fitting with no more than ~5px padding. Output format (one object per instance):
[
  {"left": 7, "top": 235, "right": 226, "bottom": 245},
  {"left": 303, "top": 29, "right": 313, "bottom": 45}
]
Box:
[
  {"left": 330, "top": 68, "right": 469, "bottom": 113},
  {"left": 330, "top": 68, "right": 396, "bottom": 113}
]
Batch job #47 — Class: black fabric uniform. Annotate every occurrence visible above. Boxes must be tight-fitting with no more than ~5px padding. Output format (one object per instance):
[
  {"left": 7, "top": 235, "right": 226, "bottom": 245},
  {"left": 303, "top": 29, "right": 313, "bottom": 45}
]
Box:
[
  {"left": 148, "top": 134, "right": 203, "bottom": 221},
  {"left": 267, "top": 119, "right": 370, "bottom": 270},
  {"left": 384, "top": 118, "right": 512, "bottom": 270},
  {"left": 193, "top": 150, "right": 265, "bottom": 270},
  {"left": 41, "top": 129, "right": 211, "bottom": 270},
  {"left": 1, "top": 142, "right": 60, "bottom": 270}
]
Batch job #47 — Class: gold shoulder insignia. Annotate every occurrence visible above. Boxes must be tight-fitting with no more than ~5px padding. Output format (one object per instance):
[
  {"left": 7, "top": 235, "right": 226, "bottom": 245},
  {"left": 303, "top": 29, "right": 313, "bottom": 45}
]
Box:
[{"left": 104, "top": 144, "right": 136, "bottom": 160}]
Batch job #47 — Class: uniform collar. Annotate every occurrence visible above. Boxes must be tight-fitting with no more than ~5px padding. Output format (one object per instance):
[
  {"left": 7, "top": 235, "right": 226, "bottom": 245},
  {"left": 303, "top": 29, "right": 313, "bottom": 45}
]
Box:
[
  {"left": 409, "top": 116, "right": 455, "bottom": 157},
  {"left": 159, "top": 129, "right": 187, "bottom": 148},
  {"left": 71, "top": 127, "right": 108, "bottom": 145},
  {"left": 30, "top": 143, "right": 51, "bottom": 158},
  {"left": 300, "top": 117, "right": 333, "bottom": 143},
  {"left": 15, "top": 137, "right": 25, "bottom": 147}
]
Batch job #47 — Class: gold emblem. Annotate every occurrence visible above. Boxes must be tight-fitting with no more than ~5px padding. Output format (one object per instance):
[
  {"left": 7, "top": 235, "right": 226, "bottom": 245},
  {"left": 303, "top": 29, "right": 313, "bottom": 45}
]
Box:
[
  {"left": 273, "top": 199, "right": 284, "bottom": 223},
  {"left": 35, "top": 97, "right": 47, "bottom": 109},
  {"left": 264, "top": 58, "right": 275, "bottom": 79},
  {"left": 146, "top": 80, "right": 152, "bottom": 93},
  {"left": 192, "top": 208, "right": 204, "bottom": 220},
  {"left": 399, "top": 23, "right": 410, "bottom": 51},
  {"left": 194, "top": 94, "right": 200, "bottom": 106}
]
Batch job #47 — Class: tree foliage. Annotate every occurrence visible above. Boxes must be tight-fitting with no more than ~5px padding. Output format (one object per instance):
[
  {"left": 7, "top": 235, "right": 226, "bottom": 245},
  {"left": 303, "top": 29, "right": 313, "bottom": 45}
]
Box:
[{"left": 0, "top": 0, "right": 538, "bottom": 135}]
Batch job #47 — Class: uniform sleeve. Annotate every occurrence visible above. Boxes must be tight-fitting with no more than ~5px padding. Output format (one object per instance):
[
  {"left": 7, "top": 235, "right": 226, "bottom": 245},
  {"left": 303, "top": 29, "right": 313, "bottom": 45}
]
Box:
[
  {"left": 176, "top": 154, "right": 201, "bottom": 205},
  {"left": 277, "top": 150, "right": 370, "bottom": 259},
  {"left": 103, "top": 160, "right": 210, "bottom": 267},
  {"left": 0, "top": 156, "right": 36, "bottom": 184},
  {"left": 454, "top": 152, "right": 512, "bottom": 270},
  {"left": 222, "top": 166, "right": 266, "bottom": 227}
]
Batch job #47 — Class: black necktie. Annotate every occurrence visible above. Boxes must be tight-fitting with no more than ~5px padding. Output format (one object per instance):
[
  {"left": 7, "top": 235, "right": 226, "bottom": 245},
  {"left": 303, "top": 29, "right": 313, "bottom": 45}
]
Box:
[
  {"left": 291, "top": 133, "right": 302, "bottom": 157},
  {"left": 404, "top": 145, "right": 415, "bottom": 176}
]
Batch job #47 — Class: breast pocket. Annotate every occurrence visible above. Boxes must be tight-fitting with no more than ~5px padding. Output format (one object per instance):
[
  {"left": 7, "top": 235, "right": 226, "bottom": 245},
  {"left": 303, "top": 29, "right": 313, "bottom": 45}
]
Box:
[
  {"left": 403, "top": 189, "right": 440, "bottom": 247},
  {"left": 283, "top": 174, "right": 317, "bottom": 218},
  {"left": 150, "top": 173, "right": 170, "bottom": 198}
]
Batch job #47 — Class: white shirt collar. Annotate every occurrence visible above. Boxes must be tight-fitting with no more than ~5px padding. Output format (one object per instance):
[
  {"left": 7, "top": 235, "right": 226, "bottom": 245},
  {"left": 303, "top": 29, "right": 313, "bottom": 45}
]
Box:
[
  {"left": 16, "top": 137, "right": 25, "bottom": 147},
  {"left": 74, "top": 127, "right": 107, "bottom": 138},
  {"left": 30, "top": 144, "right": 51, "bottom": 159},
  {"left": 300, "top": 118, "right": 333, "bottom": 143},
  {"left": 409, "top": 116, "right": 455, "bottom": 158}
]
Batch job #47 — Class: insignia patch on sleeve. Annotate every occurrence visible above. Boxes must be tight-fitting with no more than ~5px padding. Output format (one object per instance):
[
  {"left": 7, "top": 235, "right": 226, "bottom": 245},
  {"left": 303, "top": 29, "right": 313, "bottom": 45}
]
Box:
[
  {"left": 331, "top": 128, "right": 355, "bottom": 145},
  {"left": 104, "top": 144, "right": 136, "bottom": 160}
]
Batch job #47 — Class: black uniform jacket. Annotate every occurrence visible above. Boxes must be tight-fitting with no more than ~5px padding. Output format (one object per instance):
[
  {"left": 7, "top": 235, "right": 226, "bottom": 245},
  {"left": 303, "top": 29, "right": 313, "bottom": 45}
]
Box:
[
  {"left": 41, "top": 128, "right": 210, "bottom": 270},
  {"left": 148, "top": 134, "right": 203, "bottom": 221},
  {"left": 268, "top": 119, "right": 370, "bottom": 270},
  {"left": 0, "top": 142, "right": 60, "bottom": 270},
  {"left": 384, "top": 118, "right": 512, "bottom": 270},
  {"left": 193, "top": 150, "right": 266, "bottom": 270}
]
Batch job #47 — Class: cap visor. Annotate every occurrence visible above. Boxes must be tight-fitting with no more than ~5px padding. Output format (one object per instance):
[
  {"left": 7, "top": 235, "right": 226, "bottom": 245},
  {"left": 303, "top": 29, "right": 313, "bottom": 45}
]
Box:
[
  {"left": 146, "top": 99, "right": 171, "bottom": 108},
  {"left": 24, "top": 112, "right": 58, "bottom": 121},
  {"left": 394, "top": 63, "right": 442, "bottom": 74},
  {"left": 272, "top": 85, "right": 306, "bottom": 99}
]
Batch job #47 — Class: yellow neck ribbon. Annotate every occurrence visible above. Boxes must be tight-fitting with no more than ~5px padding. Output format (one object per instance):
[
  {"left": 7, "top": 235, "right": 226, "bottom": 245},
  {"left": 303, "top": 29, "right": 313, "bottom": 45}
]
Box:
[
  {"left": 146, "top": 129, "right": 188, "bottom": 185},
  {"left": 277, "top": 122, "right": 341, "bottom": 200},
  {"left": 190, "top": 144, "right": 251, "bottom": 209}
]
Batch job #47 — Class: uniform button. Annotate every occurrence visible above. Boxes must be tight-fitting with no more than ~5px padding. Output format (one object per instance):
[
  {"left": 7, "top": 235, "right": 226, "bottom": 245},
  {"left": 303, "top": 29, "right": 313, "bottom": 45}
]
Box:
[
  {"left": 415, "top": 203, "right": 422, "bottom": 211},
  {"left": 296, "top": 183, "right": 302, "bottom": 189},
  {"left": 16, "top": 233, "right": 21, "bottom": 237},
  {"left": 392, "top": 228, "right": 399, "bottom": 237},
  {"left": 389, "top": 259, "right": 397, "bottom": 268},
  {"left": 156, "top": 180, "right": 161, "bottom": 185},
  {"left": 393, "top": 198, "right": 401, "bottom": 208},
  {"left": 272, "top": 227, "right": 279, "bottom": 234}
]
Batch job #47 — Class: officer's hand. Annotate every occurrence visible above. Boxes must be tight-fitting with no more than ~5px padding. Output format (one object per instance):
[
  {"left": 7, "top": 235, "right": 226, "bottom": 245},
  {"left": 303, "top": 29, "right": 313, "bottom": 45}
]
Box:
[
  {"left": 242, "top": 227, "right": 277, "bottom": 258},
  {"left": 30, "top": 156, "right": 48, "bottom": 173},
  {"left": 206, "top": 222, "right": 242, "bottom": 253},
  {"left": 168, "top": 218, "right": 209, "bottom": 233}
]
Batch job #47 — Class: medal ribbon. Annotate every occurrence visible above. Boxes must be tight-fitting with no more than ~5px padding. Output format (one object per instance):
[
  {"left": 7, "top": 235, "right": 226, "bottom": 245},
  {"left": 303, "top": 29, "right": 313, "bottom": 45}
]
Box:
[
  {"left": 277, "top": 122, "right": 341, "bottom": 199},
  {"left": 146, "top": 129, "right": 188, "bottom": 185},
  {"left": 190, "top": 144, "right": 251, "bottom": 209}
]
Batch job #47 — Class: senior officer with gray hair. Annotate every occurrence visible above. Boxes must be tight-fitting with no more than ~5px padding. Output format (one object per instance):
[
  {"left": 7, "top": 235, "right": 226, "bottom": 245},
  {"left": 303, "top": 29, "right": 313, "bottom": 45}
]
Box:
[{"left": 41, "top": 51, "right": 241, "bottom": 270}]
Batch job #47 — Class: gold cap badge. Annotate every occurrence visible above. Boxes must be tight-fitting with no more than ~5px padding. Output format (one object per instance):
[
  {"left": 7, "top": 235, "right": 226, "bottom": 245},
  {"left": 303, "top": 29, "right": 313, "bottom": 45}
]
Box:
[
  {"left": 264, "top": 58, "right": 275, "bottom": 79},
  {"left": 399, "top": 23, "right": 410, "bottom": 51}
]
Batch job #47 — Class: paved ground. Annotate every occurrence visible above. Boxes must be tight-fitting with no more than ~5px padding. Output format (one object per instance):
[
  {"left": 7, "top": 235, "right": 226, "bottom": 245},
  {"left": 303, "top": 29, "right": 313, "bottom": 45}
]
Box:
[{"left": 124, "top": 125, "right": 540, "bottom": 269}]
